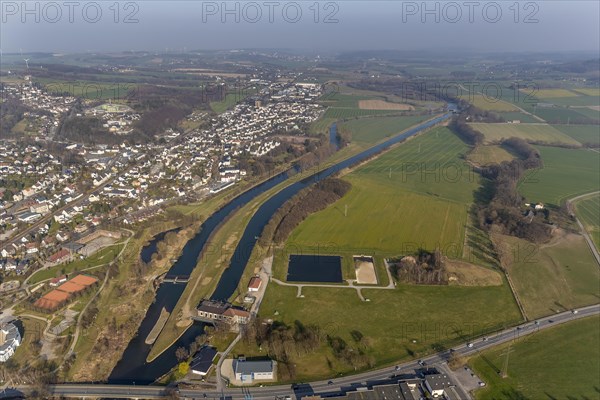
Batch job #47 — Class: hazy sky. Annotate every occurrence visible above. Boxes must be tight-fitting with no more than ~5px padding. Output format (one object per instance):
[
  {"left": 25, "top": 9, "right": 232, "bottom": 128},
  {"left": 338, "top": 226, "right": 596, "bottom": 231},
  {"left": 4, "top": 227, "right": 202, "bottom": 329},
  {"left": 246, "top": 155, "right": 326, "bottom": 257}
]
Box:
[{"left": 1, "top": 1, "right": 599, "bottom": 54}]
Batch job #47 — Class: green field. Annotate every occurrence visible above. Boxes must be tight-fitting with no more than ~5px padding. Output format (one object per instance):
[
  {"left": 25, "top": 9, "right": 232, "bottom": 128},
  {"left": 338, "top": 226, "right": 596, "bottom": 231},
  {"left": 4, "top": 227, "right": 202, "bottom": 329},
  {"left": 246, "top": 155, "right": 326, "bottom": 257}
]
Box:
[
  {"left": 338, "top": 115, "right": 432, "bottom": 144},
  {"left": 497, "top": 111, "right": 540, "bottom": 124},
  {"left": 28, "top": 244, "right": 123, "bottom": 285},
  {"left": 251, "top": 282, "right": 521, "bottom": 381},
  {"left": 461, "top": 94, "right": 519, "bottom": 112},
  {"left": 210, "top": 92, "right": 244, "bottom": 113},
  {"left": 35, "top": 78, "right": 138, "bottom": 100},
  {"left": 287, "top": 127, "right": 480, "bottom": 256},
  {"left": 553, "top": 124, "right": 600, "bottom": 147},
  {"left": 533, "top": 107, "right": 596, "bottom": 124},
  {"left": 528, "top": 88, "right": 579, "bottom": 98},
  {"left": 518, "top": 146, "right": 600, "bottom": 206},
  {"left": 573, "top": 88, "right": 600, "bottom": 96},
  {"left": 574, "top": 193, "right": 600, "bottom": 250},
  {"left": 496, "top": 234, "right": 599, "bottom": 319},
  {"left": 323, "top": 107, "right": 402, "bottom": 119},
  {"left": 469, "top": 123, "right": 582, "bottom": 146},
  {"left": 467, "top": 145, "right": 516, "bottom": 166},
  {"left": 470, "top": 317, "right": 600, "bottom": 400}
]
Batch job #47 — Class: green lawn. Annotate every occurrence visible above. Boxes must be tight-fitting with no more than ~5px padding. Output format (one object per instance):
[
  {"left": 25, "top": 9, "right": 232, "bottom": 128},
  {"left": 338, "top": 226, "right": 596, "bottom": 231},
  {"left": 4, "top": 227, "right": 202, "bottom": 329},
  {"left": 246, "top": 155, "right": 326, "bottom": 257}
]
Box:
[
  {"left": 338, "top": 115, "right": 433, "bottom": 144},
  {"left": 287, "top": 127, "right": 480, "bottom": 256},
  {"left": 210, "top": 93, "right": 243, "bottom": 113},
  {"left": 575, "top": 193, "right": 600, "bottom": 251},
  {"left": 28, "top": 244, "right": 123, "bottom": 285},
  {"left": 470, "top": 317, "right": 600, "bottom": 400},
  {"left": 518, "top": 146, "right": 600, "bottom": 206},
  {"left": 252, "top": 281, "right": 521, "bottom": 381},
  {"left": 469, "top": 123, "right": 581, "bottom": 146},
  {"left": 497, "top": 234, "right": 600, "bottom": 319}
]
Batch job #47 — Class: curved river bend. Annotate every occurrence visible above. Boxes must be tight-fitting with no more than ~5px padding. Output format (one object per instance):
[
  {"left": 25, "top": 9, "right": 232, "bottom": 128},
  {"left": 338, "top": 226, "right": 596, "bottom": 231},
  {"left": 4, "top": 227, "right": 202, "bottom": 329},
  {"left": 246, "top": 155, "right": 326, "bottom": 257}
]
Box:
[{"left": 108, "top": 112, "right": 452, "bottom": 384}]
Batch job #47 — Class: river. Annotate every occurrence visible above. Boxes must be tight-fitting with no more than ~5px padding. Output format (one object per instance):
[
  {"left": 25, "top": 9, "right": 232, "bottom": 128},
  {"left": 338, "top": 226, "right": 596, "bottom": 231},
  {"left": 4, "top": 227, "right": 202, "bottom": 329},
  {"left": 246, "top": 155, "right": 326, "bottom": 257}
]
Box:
[{"left": 108, "top": 112, "right": 451, "bottom": 384}]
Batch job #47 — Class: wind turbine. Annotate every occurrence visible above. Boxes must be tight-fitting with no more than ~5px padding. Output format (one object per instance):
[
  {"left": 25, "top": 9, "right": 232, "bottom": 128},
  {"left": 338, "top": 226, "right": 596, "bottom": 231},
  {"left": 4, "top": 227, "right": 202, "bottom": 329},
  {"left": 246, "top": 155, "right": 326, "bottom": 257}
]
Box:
[{"left": 24, "top": 58, "right": 29, "bottom": 69}]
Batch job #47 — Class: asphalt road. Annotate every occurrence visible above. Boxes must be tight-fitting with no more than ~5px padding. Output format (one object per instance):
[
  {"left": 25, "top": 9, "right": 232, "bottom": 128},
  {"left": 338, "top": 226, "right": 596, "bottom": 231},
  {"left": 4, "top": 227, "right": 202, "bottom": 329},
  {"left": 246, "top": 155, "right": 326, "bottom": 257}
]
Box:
[{"left": 5, "top": 304, "right": 598, "bottom": 400}]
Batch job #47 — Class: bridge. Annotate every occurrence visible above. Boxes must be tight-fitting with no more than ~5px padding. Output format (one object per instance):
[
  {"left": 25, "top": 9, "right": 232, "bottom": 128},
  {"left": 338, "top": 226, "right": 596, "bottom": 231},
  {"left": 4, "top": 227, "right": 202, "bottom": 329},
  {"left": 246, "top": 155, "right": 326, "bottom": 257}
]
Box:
[{"left": 162, "top": 275, "right": 190, "bottom": 283}]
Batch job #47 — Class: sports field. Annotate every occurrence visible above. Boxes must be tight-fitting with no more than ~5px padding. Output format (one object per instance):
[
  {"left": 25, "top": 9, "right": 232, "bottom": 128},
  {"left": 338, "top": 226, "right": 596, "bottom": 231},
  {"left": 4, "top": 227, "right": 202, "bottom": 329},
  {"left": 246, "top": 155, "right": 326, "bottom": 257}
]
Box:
[
  {"left": 287, "top": 127, "right": 480, "bottom": 256},
  {"left": 470, "top": 317, "right": 600, "bottom": 400},
  {"left": 518, "top": 146, "right": 600, "bottom": 206},
  {"left": 469, "top": 123, "right": 581, "bottom": 146},
  {"left": 494, "top": 233, "right": 600, "bottom": 319},
  {"left": 338, "top": 115, "right": 432, "bottom": 144},
  {"left": 574, "top": 193, "right": 600, "bottom": 250},
  {"left": 467, "top": 145, "right": 516, "bottom": 166}
]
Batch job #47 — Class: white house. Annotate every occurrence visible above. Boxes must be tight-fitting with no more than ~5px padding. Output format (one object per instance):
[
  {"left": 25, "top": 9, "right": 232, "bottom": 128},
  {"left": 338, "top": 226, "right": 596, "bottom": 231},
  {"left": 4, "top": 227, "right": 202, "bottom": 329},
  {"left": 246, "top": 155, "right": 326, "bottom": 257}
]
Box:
[
  {"left": 0, "top": 322, "right": 21, "bottom": 362},
  {"left": 424, "top": 374, "right": 454, "bottom": 398},
  {"left": 233, "top": 358, "right": 275, "bottom": 383}
]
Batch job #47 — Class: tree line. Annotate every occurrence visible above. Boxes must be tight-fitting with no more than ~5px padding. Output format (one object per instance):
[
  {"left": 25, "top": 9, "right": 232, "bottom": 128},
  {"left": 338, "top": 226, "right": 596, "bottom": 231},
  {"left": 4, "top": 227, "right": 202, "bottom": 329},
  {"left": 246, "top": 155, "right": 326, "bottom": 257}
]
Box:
[
  {"left": 259, "top": 178, "right": 351, "bottom": 246},
  {"left": 476, "top": 138, "right": 553, "bottom": 243}
]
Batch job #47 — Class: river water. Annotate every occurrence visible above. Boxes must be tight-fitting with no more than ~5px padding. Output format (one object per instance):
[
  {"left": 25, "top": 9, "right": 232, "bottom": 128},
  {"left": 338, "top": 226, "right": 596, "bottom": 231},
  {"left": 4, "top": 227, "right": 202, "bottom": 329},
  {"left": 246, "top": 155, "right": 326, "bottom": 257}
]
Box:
[{"left": 108, "top": 113, "right": 451, "bottom": 384}]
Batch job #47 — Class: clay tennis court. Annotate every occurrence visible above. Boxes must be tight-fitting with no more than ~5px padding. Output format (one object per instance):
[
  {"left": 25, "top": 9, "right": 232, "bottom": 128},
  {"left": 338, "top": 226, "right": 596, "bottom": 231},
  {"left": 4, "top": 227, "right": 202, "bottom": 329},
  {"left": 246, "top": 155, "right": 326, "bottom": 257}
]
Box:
[
  {"left": 34, "top": 290, "right": 70, "bottom": 310},
  {"left": 69, "top": 274, "right": 99, "bottom": 287},
  {"left": 34, "top": 274, "right": 99, "bottom": 310}
]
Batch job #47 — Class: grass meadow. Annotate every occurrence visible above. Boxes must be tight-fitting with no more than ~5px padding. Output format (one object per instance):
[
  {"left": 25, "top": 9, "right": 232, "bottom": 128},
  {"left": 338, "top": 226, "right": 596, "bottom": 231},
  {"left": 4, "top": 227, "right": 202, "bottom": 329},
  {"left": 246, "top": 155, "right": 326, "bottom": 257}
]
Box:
[{"left": 470, "top": 317, "right": 600, "bottom": 400}]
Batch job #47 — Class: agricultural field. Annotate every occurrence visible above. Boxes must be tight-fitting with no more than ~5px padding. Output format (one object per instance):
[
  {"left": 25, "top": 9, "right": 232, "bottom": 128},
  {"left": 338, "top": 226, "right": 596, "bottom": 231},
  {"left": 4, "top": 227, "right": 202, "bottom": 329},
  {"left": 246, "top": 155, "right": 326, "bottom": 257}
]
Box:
[
  {"left": 358, "top": 99, "right": 413, "bottom": 111},
  {"left": 533, "top": 107, "right": 596, "bottom": 124},
  {"left": 573, "top": 88, "right": 600, "bottom": 96},
  {"left": 467, "top": 145, "right": 516, "bottom": 166},
  {"left": 249, "top": 281, "right": 521, "bottom": 381},
  {"left": 469, "top": 123, "right": 582, "bottom": 146},
  {"left": 553, "top": 124, "right": 600, "bottom": 147},
  {"left": 460, "top": 93, "right": 518, "bottom": 112},
  {"left": 470, "top": 317, "right": 600, "bottom": 400},
  {"left": 496, "top": 111, "right": 539, "bottom": 123},
  {"left": 574, "top": 193, "right": 600, "bottom": 251},
  {"left": 287, "top": 127, "right": 480, "bottom": 256},
  {"left": 526, "top": 88, "right": 578, "bottom": 98},
  {"left": 35, "top": 78, "right": 138, "bottom": 100},
  {"left": 494, "top": 233, "right": 600, "bottom": 319},
  {"left": 518, "top": 146, "right": 600, "bottom": 206},
  {"left": 338, "top": 115, "right": 432, "bottom": 144}
]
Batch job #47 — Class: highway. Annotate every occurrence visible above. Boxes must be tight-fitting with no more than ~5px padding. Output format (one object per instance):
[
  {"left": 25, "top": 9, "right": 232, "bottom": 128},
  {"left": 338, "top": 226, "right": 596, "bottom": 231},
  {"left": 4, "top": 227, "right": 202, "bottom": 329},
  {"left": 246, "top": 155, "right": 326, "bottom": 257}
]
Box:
[{"left": 5, "top": 304, "right": 598, "bottom": 400}]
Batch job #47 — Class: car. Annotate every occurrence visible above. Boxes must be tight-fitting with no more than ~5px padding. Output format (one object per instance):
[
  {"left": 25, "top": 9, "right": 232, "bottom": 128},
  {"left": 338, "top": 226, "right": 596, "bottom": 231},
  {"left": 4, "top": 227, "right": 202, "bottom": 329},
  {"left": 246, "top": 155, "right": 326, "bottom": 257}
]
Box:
[
  {"left": 328, "top": 381, "right": 333, "bottom": 385},
  {"left": 467, "top": 343, "right": 474, "bottom": 348},
  {"left": 572, "top": 310, "right": 578, "bottom": 314},
  {"left": 482, "top": 337, "right": 488, "bottom": 342},
  {"left": 534, "top": 320, "right": 539, "bottom": 325},
  {"left": 395, "top": 365, "right": 400, "bottom": 371},
  {"left": 418, "top": 360, "right": 425, "bottom": 366},
  {"left": 548, "top": 319, "right": 554, "bottom": 323}
]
